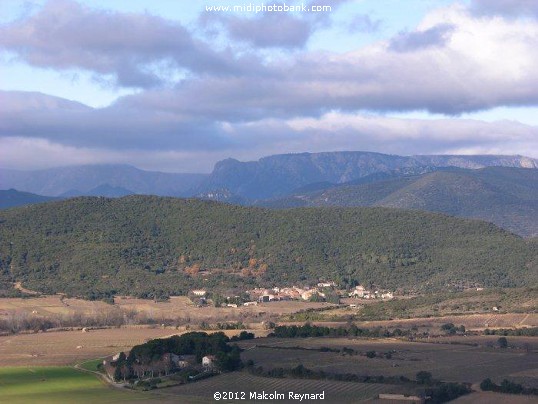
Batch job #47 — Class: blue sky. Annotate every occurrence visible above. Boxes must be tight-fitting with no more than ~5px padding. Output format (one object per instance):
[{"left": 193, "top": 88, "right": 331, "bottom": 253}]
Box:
[{"left": 0, "top": 0, "right": 537, "bottom": 172}]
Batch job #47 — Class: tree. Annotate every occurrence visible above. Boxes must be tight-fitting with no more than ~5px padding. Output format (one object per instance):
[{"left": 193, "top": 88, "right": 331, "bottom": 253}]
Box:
[
  {"left": 480, "top": 378, "right": 495, "bottom": 391},
  {"left": 500, "top": 379, "right": 524, "bottom": 394},
  {"left": 416, "top": 371, "right": 433, "bottom": 384},
  {"left": 498, "top": 337, "right": 508, "bottom": 348},
  {"left": 441, "top": 323, "right": 456, "bottom": 335},
  {"left": 113, "top": 365, "right": 123, "bottom": 382}
]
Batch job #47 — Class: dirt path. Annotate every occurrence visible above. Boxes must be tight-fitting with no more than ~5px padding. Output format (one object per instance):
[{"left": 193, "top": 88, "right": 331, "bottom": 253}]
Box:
[{"left": 73, "top": 358, "right": 127, "bottom": 390}]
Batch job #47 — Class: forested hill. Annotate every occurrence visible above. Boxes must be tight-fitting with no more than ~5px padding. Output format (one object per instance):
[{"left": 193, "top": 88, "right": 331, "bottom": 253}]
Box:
[
  {"left": 259, "top": 167, "right": 538, "bottom": 237},
  {"left": 0, "top": 189, "right": 58, "bottom": 209},
  {"left": 0, "top": 196, "right": 536, "bottom": 299}
]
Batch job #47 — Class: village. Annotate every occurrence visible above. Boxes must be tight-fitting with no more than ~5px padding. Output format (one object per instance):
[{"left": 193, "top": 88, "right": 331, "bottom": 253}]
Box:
[{"left": 190, "top": 282, "right": 395, "bottom": 308}]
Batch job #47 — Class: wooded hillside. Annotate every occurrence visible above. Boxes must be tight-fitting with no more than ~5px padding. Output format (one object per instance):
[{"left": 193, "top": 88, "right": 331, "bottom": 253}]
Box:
[{"left": 0, "top": 196, "right": 536, "bottom": 299}]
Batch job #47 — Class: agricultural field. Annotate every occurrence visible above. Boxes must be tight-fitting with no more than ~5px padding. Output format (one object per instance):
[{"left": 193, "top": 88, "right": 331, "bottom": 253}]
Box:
[
  {"left": 451, "top": 391, "right": 538, "bottom": 404},
  {"left": 158, "top": 372, "right": 406, "bottom": 403},
  {"left": 0, "top": 295, "right": 332, "bottom": 330},
  {"left": 0, "top": 366, "right": 220, "bottom": 404},
  {"left": 0, "top": 366, "right": 140, "bottom": 404},
  {"left": 281, "top": 312, "right": 538, "bottom": 334},
  {"left": 0, "top": 327, "right": 262, "bottom": 367},
  {"left": 237, "top": 337, "right": 538, "bottom": 387},
  {"left": 0, "top": 327, "right": 184, "bottom": 366},
  {"left": 355, "top": 313, "right": 538, "bottom": 331}
]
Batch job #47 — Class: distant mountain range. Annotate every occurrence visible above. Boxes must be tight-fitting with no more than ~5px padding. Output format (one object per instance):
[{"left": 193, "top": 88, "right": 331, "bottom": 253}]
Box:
[
  {"left": 2, "top": 152, "right": 536, "bottom": 199},
  {"left": 1, "top": 152, "right": 537, "bottom": 236},
  {"left": 0, "top": 189, "right": 59, "bottom": 209},
  {"left": 0, "top": 164, "right": 206, "bottom": 197},
  {"left": 196, "top": 152, "right": 538, "bottom": 200}
]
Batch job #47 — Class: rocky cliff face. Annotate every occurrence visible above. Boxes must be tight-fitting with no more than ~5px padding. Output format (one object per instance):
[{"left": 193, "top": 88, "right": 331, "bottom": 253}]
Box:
[{"left": 197, "top": 152, "right": 538, "bottom": 200}]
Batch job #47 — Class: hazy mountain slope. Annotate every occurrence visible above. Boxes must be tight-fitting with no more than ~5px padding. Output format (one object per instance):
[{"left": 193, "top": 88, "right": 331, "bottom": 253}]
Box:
[
  {"left": 0, "top": 189, "right": 59, "bottom": 209},
  {"left": 0, "top": 165, "right": 207, "bottom": 197},
  {"left": 0, "top": 196, "right": 536, "bottom": 299},
  {"left": 60, "top": 184, "right": 135, "bottom": 198},
  {"left": 262, "top": 167, "right": 538, "bottom": 237},
  {"left": 198, "top": 152, "right": 538, "bottom": 200}
]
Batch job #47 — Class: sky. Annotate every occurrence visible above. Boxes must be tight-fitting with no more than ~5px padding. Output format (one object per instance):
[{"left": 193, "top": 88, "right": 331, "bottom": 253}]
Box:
[{"left": 0, "top": 0, "right": 537, "bottom": 173}]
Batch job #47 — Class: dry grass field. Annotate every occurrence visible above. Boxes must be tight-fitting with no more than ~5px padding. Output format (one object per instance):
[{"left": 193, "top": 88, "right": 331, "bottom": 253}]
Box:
[
  {"left": 356, "top": 313, "right": 538, "bottom": 330},
  {"left": 0, "top": 327, "right": 182, "bottom": 366},
  {"left": 0, "top": 295, "right": 332, "bottom": 327},
  {"left": 0, "top": 295, "right": 330, "bottom": 368},
  {"left": 280, "top": 312, "right": 538, "bottom": 332},
  {"left": 237, "top": 337, "right": 538, "bottom": 387},
  {"left": 0, "top": 326, "right": 267, "bottom": 367}
]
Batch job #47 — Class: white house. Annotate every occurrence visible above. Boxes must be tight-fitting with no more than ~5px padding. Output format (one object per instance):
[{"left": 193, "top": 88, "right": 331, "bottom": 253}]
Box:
[
  {"left": 192, "top": 290, "right": 207, "bottom": 297},
  {"left": 202, "top": 355, "right": 216, "bottom": 367},
  {"left": 317, "top": 281, "right": 335, "bottom": 288}
]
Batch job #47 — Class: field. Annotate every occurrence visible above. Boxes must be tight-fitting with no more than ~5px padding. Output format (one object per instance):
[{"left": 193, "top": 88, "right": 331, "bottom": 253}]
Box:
[
  {"left": 1, "top": 294, "right": 537, "bottom": 403},
  {"left": 0, "top": 366, "right": 413, "bottom": 404},
  {"left": 0, "top": 295, "right": 331, "bottom": 330},
  {"left": 0, "top": 327, "right": 188, "bottom": 367},
  {"left": 281, "top": 313, "right": 538, "bottom": 334},
  {"left": 155, "top": 372, "right": 406, "bottom": 403},
  {"left": 237, "top": 337, "right": 538, "bottom": 387},
  {"left": 0, "top": 366, "right": 141, "bottom": 404},
  {"left": 1, "top": 332, "right": 537, "bottom": 403},
  {"left": 355, "top": 313, "right": 538, "bottom": 330},
  {"left": 0, "top": 326, "right": 266, "bottom": 367}
]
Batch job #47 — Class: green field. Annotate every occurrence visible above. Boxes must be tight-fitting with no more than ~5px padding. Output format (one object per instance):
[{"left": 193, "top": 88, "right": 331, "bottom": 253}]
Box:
[
  {"left": 78, "top": 359, "right": 105, "bottom": 372},
  {"left": 0, "top": 367, "right": 141, "bottom": 404}
]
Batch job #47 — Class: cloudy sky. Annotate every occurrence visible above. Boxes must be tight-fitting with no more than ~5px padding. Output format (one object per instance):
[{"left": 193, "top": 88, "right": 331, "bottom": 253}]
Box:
[{"left": 1, "top": 0, "right": 537, "bottom": 172}]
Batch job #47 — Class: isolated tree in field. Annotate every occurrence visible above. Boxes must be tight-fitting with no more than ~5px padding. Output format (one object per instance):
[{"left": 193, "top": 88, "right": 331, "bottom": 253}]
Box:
[
  {"left": 416, "top": 370, "right": 433, "bottom": 384},
  {"left": 441, "top": 323, "right": 456, "bottom": 335},
  {"left": 498, "top": 337, "right": 508, "bottom": 348},
  {"left": 480, "top": 378, "right": 495, "bottom": 391}
]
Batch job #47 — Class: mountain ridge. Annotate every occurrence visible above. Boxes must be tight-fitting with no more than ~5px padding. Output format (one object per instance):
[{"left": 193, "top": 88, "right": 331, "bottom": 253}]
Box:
[
  {"left": 196, "top": 152, "right": 538, "bottom": 200},
  {"left": 259, "top": 167, "right": 538, "bottom": 237},
  {"left": 1, "top": 164, "right": 207, "bottom": 197}
]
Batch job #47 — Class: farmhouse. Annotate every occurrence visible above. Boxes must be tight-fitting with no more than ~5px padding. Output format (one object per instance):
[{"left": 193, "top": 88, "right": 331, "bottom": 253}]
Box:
[
  {"left": 202, "top": 355, "right": 216, "bottom": 368},
  {"left": 192, "top": 289, "right": 207, "bottom": 297}
]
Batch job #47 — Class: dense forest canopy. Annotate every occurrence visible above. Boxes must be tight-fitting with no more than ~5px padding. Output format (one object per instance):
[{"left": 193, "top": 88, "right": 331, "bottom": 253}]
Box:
[{"left": 0, "top": 196, "right": 536, "bottom": 299}]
